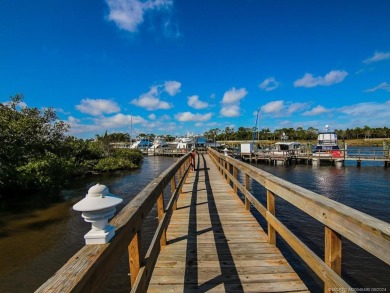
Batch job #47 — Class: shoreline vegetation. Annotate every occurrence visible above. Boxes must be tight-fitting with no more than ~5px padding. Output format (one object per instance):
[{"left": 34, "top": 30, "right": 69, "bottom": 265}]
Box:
[
  {"left": 1, "top": 95, "right": 389, "bottom": 201},
  {"left": 0, "top": 95, "right": 143, "bottom": 200}
]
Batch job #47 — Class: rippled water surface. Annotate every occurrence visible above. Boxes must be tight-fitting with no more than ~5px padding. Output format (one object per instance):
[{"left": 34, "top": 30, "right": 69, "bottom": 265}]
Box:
[
  {"left": 247, "top": 156, "right": 390, "bottom": 291},
  {"left": 0, "top": 153, "right": 389, "bottom": 292}
]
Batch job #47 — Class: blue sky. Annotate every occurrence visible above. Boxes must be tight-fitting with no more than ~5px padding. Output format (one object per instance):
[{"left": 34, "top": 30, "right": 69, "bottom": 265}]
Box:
[{"left": 1, "top": 0, "right": 390, "bottom": 138}]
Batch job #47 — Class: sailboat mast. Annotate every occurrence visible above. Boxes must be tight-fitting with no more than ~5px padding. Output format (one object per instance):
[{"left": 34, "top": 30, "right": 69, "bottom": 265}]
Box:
[{"left": 252, "top": 108, "right": 260, "bottom": 145}]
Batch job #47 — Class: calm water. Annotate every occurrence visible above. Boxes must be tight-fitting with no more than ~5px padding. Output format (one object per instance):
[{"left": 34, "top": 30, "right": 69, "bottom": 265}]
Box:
[
  {"left": 0, "top": 153, "right": 389, "bottom": 292},
  {"left": 0, "top": 156, "right": 176, "bottom": 292},
  {"left": 245, "top": 159, "right": 390, "bottom": 292}
]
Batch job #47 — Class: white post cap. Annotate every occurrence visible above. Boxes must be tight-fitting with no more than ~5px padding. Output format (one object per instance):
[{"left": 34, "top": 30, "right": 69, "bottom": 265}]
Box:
[
  {"left": 73, "top": 183, "right": 123, "bottom": 212},
  {"left": 73, "top": 184, "right": 123, "bottom": 245}
]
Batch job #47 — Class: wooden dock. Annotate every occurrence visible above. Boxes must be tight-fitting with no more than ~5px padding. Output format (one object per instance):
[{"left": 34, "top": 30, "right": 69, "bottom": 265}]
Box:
[
  {"left": 148, "top": 154, "right": 309, "bottom": 292},
  {"left": 36, "top": 148, "right": 389, "bottom": 293},
  {"left": 241, "top": 150, "right": 390, "bottom": 167}
]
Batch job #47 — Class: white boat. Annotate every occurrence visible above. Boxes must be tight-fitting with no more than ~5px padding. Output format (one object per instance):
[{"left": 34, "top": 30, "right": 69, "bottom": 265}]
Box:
[
  {"left": 272, "top": 141, "right": 303, "bottom": 156},
  {"left": 256, "top": 141, "right": 303, "bottom": 158},
  {"left": 313, "top": 125, "right": 342, "bottom": 158},
  {"left": 177, "top": 135, "right": 195, "bottom": 153},
  {"left": 130, "top": 137, "right": 152, "bottom": 150},
  {"left": 147, "top": 137, "right": 169, "bottom": 155},
  {"left": 311, "top": 125, "right": 344, "bottom": 167}
]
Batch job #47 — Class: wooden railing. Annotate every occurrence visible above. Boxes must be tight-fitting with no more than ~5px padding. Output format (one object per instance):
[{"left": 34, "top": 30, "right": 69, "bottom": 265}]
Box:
[
  {"left": 36, "top": 153, "right": 192, "bottom": 293},
  {"left": 344, "top": 148, "right": 390, "bottom": 160},
  {"left": 208, "top": 148, "right": 389, "bottom": 293}
]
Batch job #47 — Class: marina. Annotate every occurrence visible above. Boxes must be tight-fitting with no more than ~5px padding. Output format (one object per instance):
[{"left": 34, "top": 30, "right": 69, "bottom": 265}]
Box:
[
  {"left": 3, "top": 2, "right": 390, "bottom": 292},
  {"left": 239, "top": 127, "right": 390, "bottom": 167},
  {"left": 240, "top": 147, "right": 390, "bottom": 167},
  {"left": 34, "top": 149, "right": 389, "bottom": 292}
]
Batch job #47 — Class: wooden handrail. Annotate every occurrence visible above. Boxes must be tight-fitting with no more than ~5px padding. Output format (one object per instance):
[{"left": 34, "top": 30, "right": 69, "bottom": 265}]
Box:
[
  {"left": 35, "top": 153, "right": 191, "bottom": 293},
  {"left": 208, "top": 148, "right": 389, "bottom": 292}
]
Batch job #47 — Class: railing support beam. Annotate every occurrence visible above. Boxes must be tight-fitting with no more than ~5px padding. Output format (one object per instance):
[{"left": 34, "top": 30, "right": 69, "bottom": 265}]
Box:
[
  {"left": 233, "top": 166, "right": 238, "bottom": 194},
  {"left": 129, "top": 231, "right": 141, "bottom": 288},
  {"left": 157, "top": 192, "right": 166, "bottom": 246},
  {"left": 324, "top": 226, "right": 342, "bottom": 293},
  {"left": 245, "top": 174, "right": 250, "bottom": 210},
  {"left": 267, "top": 190, "right": 276, "bottom": 245},
  {"left": 171, "top": 177, "right": 177, "bottom": 210}
]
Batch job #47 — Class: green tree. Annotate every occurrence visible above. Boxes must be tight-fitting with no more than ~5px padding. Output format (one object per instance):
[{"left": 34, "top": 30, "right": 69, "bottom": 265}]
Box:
[{"left": 0, "top": 94, "right": 70, "bottom": 194}]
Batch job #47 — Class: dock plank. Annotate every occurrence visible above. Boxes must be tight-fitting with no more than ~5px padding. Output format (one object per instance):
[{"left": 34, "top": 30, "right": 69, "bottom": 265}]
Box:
[{"left": 148, "top": 154, "right": 308, "bottom": 293}]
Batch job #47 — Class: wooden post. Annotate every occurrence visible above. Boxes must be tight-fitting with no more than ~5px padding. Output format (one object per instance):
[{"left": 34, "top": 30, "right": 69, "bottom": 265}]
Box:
[
  {"left": 233, "top": 166, "right": 237, "bottom": 194},
  {"left": 267, "top": 190, "right": 276, "bottom": 245},
  {"left": 245, "top": 174, "right": 250, "bottom": 210},
  {"left": 185, "top": 158, "right": 189, "bottom": 183},
  {"left": 179, "top": 164, "right": 183, "bottom": 193},
  {"left": 128, "top": 231, "right": 141, "bottom": 288},
  {"left": 157, "top": 192, "right": 167, "bottom": 246},
  {"left": 324, "top": 226, "right": 342, "bottom": 293},
  {"left": 171, "top": 176, "right": 177, "bottom": 210},
  {"left": 226, "top": 161, "right": 230, "bottom": 182}
]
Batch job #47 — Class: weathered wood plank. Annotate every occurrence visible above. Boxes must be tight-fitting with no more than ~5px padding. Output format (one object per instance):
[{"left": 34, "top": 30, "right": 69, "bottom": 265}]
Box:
[
  {"left": 148, "top": 281, "right": 309, "bottom": 293},
  {"left": 149, "top": 154, "right": 308, "bottom": 292},
  {"left": 211, "top": 149, "right": 390, "bottom": 266}
]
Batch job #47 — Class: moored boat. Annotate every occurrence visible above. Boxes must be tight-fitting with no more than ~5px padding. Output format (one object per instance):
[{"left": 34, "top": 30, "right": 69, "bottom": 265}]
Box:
[
  {"left": 130, "top": 137, "right": 152, "bottom": 150},
  {"left": 313, "top": 125, "right": 342, "bottom": 158},
  {"left": 147, "top": 137, "right": 169, "bottom": 155},
  {"left": 312, "top": 125, "right": 344, "bottom": 166}
]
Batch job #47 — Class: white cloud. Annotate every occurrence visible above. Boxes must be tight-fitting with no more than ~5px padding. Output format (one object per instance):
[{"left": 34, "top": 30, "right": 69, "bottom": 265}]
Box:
[
  {"left": 131, "top": 81, "right": 181, "bottom": 110},
  {"left": 287, "top": 102, "right": 309, "bottom": 114},
  {"left": 98, "top": 113, "right": 146, "bottom": 128},
  {"left": 302, "top": 105, "right": 329, "bottom": 116},
  {"left": 105, "top": 0, "right": 173, "bottom": 33},
  {"left": 66, "top": 120, "right": 101, "bottom": 135},
  {"left": 259, "top": 77, "right": 280, "bottom": 91},
  {"left": 76, "top": 98, "right": 120, "bottom": 116},
  {"left": 188, "top": 95, "right": 208, "bottom": 109},
  {"left": 148, "top": 113, "right": 156, "bottom": 120},
  {"left": 365, "top": 82, "right": 390, "bottom": 92},
  {"left": 294, "top": 70, "right": 348, "bottom": 88},
  {"left": 261, "top": 100, "right": 284, "bottom": 114},
  {"left": 221, "top": 87, "right": 247, "bottom": 104},
  {"left": 67, "top": 116, "right": 81, "bottom": 124},
  {"left": 131, "top": 85, "right": 173, "bottom": 110},
  {"left": 363, "top": 51, "right": 390, "bottom": 64},
  {"left": 220, "top": 105, "right": 240, "bottom": 117},
  {"left": 333, "top": 101, "right": 390, "bottom": 128},
  {"left": 66, "top": 113, "right": 146, "bottom": 136},
  {"left": 260, "top": 100, "right": 310, "bottom": 117},
  {"left": 338, "top": 102, "right": 389, "bottom": 116},
  {"left": 175, "top": 112, "right": 212, "bottom": 122},
  {"left": 220, "top": 87, "right": 247, "bottom": 117},
  {"left": 164, "top": 80, "right": 181, "bottom": 96}
]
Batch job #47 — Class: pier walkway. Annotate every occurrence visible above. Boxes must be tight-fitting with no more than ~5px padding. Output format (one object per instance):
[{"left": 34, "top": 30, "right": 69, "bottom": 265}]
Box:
[
  {"left": 148, "top": 154, "right": 308, "bottom": 292},
  {"left": 37, "top": 148, "right": 389, "bottom": 293}
]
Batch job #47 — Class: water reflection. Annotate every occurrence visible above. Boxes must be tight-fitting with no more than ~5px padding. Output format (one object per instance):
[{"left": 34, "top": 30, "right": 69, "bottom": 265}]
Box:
[
  {"left": 250, "top": 160, "right": 390, "bottom": 291},
  {"left": 1, "top": 155, "right": 388, "bottom": 292},
  {"left": 0, "top": 156, "right": 176, "bottom": 293}
]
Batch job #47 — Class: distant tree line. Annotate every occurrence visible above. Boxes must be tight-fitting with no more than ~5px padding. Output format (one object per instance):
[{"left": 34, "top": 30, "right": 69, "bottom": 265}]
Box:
[
  {"left": 204, "top": 126, "right": 390, "bottom": 142},
  {"left": 0, "top": 95, "right": 143, "bottom": 198}
]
